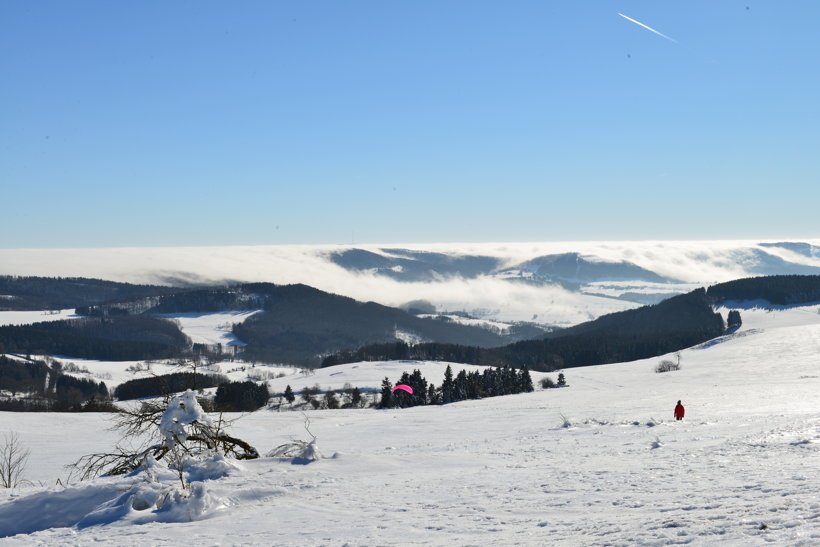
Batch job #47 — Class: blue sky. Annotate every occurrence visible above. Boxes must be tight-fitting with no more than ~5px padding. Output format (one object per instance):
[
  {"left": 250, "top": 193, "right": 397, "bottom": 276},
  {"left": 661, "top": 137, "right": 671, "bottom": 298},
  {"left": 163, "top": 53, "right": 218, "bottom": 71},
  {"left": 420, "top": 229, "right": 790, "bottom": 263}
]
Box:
[{"left": 2, "top": 1, "right": 819, "bottom": 248}]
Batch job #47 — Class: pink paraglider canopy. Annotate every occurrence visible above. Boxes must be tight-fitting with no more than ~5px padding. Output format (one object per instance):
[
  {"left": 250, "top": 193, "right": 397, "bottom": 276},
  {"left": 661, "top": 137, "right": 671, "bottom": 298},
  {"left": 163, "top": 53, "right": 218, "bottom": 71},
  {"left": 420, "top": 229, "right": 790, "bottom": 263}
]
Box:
[{"left": 392, "top": 384, "right": 414, "bottom": 395}]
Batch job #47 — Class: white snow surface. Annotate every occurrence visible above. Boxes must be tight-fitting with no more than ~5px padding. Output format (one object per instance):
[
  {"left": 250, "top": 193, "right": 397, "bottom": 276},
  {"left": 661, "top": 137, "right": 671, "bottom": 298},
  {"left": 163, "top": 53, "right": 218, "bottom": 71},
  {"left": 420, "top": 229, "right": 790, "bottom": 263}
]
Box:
[
  {"left": 1, "top": 305, "right": 820, "bottom": 545},
  {"left": 0, "top": 309, "right": 80, "bottom": 326},
  {"left": 153, "top": 310, "right": 262, "bottom": 347}
]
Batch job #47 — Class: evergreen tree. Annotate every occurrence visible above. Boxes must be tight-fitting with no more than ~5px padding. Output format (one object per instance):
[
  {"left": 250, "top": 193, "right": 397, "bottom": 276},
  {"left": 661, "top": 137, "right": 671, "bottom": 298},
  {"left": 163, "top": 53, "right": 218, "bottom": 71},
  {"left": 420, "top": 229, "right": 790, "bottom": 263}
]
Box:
[
  {"left": 284, "top": 384, "right": 295, "bottom": 404},
  {"left": 519, "top": 366, "right": 533, "bottom": 392},
  {"left": 454, "top": 369, "right": 468, "bottom": 401},
  {"left": 409, "top": 369, "right": 428, "bottom": 406},
  {"left": 350, "top": 386, "right": 362, "bottom": 407},
  {"left": 379, "top": 377, "right": 393, "bottom": 408},
  {"left": 727, "top": 310, "right": 742, "bottom": 330},
  {"left": 427, "top": 383, "right": 440, "bottom": 405},
  {"left": 441, "top": 365, "right": 454, "bottom": 403}
]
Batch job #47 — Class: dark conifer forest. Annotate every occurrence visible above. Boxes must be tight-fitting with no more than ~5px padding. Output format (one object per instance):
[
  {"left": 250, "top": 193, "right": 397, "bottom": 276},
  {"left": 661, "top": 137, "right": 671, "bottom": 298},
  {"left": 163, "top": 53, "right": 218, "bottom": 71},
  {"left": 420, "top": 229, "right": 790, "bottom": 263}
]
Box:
[
  {"left": 0, "top": 355, "right": 110, "bottom": 411},
  {"left": 706, "top": 275, "right": 820, "bottom": 305},
  {"left": 0, "top": 276, "right": 176, "bottom": 311},
  {"left": 113, "top": 372, "right": 229, "bottom": 400},
  {"left": 0, "top": 316, "right": 190, "bottom": 361}
]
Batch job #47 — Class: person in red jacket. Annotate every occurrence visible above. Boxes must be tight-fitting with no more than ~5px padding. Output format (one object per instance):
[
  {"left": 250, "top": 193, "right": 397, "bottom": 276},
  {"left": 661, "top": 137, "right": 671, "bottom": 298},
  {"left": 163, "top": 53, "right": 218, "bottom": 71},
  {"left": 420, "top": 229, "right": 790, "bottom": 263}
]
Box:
[{"left": 674, "top": 400, "right": 685, "bottom": 421}]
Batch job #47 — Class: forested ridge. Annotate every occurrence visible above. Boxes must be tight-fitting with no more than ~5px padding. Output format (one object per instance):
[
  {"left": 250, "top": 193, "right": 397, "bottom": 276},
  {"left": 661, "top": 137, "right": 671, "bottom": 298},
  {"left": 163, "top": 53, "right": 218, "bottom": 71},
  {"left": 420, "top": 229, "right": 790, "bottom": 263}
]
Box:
[
  {"left": 0, "top": 316, "right": 190, "bottom": 361},
  {"left": 707, "top": 275, "right": 820, "bottom": 305},
  {"left": 0, "top": 275, "right": 176, "bottom": 311}
]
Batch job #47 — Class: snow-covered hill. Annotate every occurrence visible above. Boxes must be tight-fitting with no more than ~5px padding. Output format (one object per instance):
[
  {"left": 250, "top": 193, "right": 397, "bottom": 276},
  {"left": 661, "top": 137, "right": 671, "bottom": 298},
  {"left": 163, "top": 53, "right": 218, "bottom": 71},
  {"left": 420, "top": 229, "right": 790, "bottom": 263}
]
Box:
[
  {"left": 1, "top": 303, "right": 819, "bottom": 544},
  {"left": 3, "top": 239, "right": 819, "bottom": 326}
]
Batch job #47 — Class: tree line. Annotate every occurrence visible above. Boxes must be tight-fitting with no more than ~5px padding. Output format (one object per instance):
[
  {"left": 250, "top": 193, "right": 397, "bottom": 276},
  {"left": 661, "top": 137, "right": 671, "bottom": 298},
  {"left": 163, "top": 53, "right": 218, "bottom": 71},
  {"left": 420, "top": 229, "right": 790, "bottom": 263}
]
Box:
[
  {"left": 379, "top": 365, "right": 534, "bottom": 408},
  {"left": 706, "top": 274, "right": 820, "bottom": 306},
  {"left": 113, "top": 372, "right": 270, "bottom": 413},
  {"left": 113, "top": 372, "right": 229, "bottom": 400},
  {"left": 0, "top": 275, "right": 175, "bottom": 311}
]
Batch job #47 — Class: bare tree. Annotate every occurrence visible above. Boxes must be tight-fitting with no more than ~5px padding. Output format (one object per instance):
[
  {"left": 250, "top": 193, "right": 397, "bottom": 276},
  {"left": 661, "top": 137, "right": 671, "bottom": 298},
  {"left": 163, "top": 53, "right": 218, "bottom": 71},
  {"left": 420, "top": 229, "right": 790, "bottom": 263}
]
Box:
[{"left": 0, "top": 432, "right": 30, "bottom": 488}]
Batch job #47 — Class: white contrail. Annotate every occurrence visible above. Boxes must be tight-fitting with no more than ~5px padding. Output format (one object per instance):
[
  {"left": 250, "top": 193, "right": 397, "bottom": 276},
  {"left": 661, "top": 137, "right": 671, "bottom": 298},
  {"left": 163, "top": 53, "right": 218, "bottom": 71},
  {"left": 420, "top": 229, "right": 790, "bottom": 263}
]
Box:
[{"left": 618, "top": 12, "right": 677, "bottom": 43}]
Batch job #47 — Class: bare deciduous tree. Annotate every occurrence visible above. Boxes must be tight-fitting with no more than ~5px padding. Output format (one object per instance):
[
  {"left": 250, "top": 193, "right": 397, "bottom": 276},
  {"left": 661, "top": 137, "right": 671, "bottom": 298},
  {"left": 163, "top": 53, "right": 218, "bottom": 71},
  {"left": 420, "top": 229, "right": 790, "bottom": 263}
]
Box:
[{"left": 0, "top": 432, "right": 30, "bottom": 488}]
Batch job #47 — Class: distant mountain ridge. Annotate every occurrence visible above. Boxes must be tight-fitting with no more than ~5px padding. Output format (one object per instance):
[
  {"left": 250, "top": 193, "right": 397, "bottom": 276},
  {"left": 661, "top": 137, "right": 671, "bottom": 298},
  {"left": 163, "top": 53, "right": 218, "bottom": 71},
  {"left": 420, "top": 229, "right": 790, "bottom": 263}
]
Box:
[
  {"left": 327, "top": 242, "right": 820, "bottom": 299},
  {"left": 3, "top": 239, "right": 820, "bottom": 329},
  {"left": 328, "top": 248, "right": 673, "bottom": 284},
  {"left": 501, "top": 252, "right": 672, "bottom": 284}
]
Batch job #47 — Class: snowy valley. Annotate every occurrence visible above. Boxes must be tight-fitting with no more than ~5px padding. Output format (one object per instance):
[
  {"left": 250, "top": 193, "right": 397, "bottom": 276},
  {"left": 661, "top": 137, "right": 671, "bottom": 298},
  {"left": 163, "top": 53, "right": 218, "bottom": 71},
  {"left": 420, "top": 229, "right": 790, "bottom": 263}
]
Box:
[{"left": 1, "top": 303, "right": 819, "bottom": 545}]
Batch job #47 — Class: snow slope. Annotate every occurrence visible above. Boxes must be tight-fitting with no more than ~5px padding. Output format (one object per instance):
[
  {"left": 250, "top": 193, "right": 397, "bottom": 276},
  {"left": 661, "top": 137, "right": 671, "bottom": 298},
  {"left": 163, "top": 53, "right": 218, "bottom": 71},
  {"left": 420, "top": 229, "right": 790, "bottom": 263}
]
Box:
[
  {"left": 153, "top": 310, "right": 262, "bottom": 347},
  {"left": 1, "top": 305, "right": 819, "bottom": 545}
]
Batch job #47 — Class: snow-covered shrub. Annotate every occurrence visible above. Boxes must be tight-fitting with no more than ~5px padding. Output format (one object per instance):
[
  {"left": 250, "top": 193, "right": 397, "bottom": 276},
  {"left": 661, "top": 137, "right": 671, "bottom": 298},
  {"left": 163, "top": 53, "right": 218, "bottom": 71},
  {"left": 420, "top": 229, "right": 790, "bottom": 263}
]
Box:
[
  {"left": 246, "top": 369, "right": 279, "bottom": 381},
  {"left": 267, "top": 414, "right": 323, "bottom": 464},
  {"left": 559, "top": 413, "right": 572, "bottom": 428},
  {"left": 655, "top": 360, "right": 680, "bottom": 373},
  {"left": 655, "top": 353, "right": 681, "bottom": 373},
  {"left": 70, "top": 389, "right": 258, "bottom": 482},
  {"left": 159, "top": 390, "right": 212, "bottom": 448}
]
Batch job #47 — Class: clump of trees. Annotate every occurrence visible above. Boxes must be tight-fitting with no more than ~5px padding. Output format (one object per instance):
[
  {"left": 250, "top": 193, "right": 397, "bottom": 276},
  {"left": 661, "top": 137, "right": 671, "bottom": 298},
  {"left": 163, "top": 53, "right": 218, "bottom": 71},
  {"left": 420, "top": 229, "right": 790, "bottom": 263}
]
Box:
[
  {"left": 540, "top": 372, "right": 567, "bottom": 389},
  {"left": 379, "top": 365, "right": 533, "bottom": 408},
  {"left": 214, "top": 381, "right": 270, "bottom": 412},
  {"left": 115, "top": 373, "right": 270, "bottom": 412},
  {"left": 114, "top": 372, "right": 228, "bottom": 400},
  {"left": 277, "top": 383, "right": 366, "bottom": 410}
]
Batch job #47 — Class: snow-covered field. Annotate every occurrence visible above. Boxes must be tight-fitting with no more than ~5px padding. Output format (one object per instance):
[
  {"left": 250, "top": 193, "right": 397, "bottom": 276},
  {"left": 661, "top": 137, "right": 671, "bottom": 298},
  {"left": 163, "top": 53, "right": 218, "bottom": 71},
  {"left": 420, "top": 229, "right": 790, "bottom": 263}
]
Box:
[
  {"left": 1, "top": 304, "right": 819, "bottom": 545},
  {"left": 154, "top": 310, "right": 262, "bottom": 347},
  {"left": 0, "top": 309, "right": 80, "bottom": 326}
]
